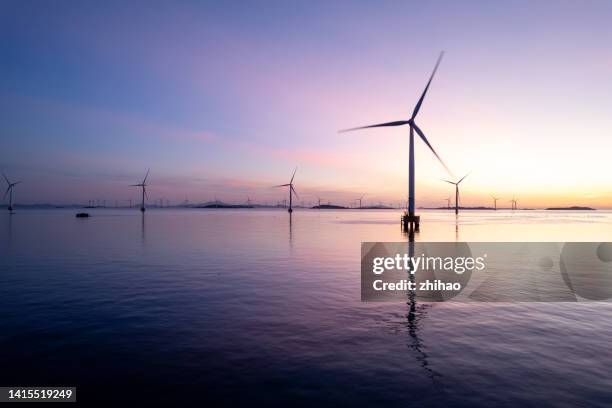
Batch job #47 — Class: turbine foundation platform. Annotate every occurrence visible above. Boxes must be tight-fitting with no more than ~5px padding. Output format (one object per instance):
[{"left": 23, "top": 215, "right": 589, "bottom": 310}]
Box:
[{"left": 401, "top": 214, "right": 420, "bottom": 232}]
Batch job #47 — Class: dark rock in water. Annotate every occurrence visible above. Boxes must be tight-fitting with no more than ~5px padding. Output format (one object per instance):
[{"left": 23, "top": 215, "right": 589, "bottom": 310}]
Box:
[{"left": 76, "top": 213, "right": 90, "bottom": 218}]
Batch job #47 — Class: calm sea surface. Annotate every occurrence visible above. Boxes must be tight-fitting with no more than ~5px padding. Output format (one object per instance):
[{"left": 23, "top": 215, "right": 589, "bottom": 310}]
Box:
[{"left": 1, "top": 209, "right": 611, "bottom": 406}]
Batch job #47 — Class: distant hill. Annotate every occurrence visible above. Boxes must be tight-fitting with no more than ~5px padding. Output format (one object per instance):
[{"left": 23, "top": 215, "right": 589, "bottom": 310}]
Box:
[
  {"left": 195, "top": 202, "right": 254, "bottom": 209},
  {"left": 546, "top": 206, "right": 595, "bottom": 211}
]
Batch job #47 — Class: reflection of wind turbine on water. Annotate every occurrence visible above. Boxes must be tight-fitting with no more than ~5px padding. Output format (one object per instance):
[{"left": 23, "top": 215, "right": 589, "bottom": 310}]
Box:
[
  {"left": 130, "top": 169, "right": 149, "bottom": 213},
  {"left": 3, "top": 173, "right": 21, "bottom": 214},
  {"left": 273, "top": 167, "right": 298, "bottom": 213},
  {"left": 340, "top": 52, "right": 453, "bottom": 230},
  {"left": 443, "top": 173, "right": 469, "bottom": 215},
  {"left": 399, "top": 238, "right": 442, "bottom": 385}
]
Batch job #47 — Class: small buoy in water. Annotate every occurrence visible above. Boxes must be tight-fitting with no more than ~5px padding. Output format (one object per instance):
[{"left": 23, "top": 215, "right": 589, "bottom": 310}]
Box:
[{"left": 76, "top": 213, "right": 90, "bottom": 218}]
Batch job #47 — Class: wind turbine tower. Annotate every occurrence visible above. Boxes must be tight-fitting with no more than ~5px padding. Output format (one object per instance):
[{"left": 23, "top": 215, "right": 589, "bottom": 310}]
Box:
[
  {"left": 273, "top": 167, "right": 298, "bottom": 213},
  {"left": 357, "top": 195, "right": 365, "bottom": 209},
  {"left": 492, "top": 196, "right": 500, "bottom": 210},
  {"left": 3, "top": 173, "right": 21, "bottom": 213},
  {"left": 130, "top": 169, "right": 149, "bottom": 213},
  {"left": 340, "top": 52, "right": 452, "bottom": 230},
  {"left": 443, "top": 174, "right": 469, "bottom": 215}
]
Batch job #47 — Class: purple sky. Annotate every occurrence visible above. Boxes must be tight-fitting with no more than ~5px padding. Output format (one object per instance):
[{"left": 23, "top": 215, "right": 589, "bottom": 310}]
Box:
[{"left": 2, "top": 1, "right": 612, "bottom": 207}]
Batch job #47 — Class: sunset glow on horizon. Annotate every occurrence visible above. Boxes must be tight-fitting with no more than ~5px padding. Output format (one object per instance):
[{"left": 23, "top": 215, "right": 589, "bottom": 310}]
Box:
[{"left": 2, "top": 1, "right": 612, "bottom": 208}]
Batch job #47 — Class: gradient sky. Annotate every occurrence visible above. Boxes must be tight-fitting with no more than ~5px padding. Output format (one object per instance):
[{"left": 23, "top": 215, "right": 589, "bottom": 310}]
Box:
[{"left": 2, "top": 1, "right": 612, "bottom": 207}]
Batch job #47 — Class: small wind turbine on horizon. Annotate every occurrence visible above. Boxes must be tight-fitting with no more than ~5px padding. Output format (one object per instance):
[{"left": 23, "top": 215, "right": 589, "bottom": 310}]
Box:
[
  {"left": 443, "top": 173, "right": 469, "bottom": 215},
  {"left": 356, "top": 195, "right": 365, "bottom": 209},
  {"left": 491, "top": 195, "right": 500, "bottom": 210},
  {"left": 443, "top": 196, "right": 451, "bottom": 209},
  {"left": 339, "top": 51, "right": 453, "bottom": 228},
  {"left": 510, "top": 197, "right": 518, "bottom": 210},
  {"left": 273, "top": 167, "right": 298, "bottom": 213},
  {"left": 130, "top": 169, "right": 149, "bottom": 213},
  {"left": 3, "top": 173, "right": 21, "bottom": 214}
]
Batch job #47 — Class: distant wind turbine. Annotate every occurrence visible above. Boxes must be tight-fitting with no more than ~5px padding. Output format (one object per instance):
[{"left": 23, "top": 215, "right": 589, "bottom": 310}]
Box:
[
  {"left": 130, "top": 169, "right": 149, "bottom": 213},
  {"left": 491, "top": 195, "right": 500, "bottom": 210},
  {"left": 443, "top": 197, "right": 451, "bottom": 209},
  {"left": 273, "top": 167, "right": 298, "bottom": 213},
  {"left": 356, "top": 195, "right": 365, "bottom": 209},
  {"left": 3, "top": 173, "right": 21, "bottom": 213},
  {"left": 443, "top": 173, "right": 469, "bottom": 215},
  {"left": 510, "top": 196, "right": 517, "bottom": 210},
  {"left": 339, "top": 51, "right": 452, "bottom": 226}
]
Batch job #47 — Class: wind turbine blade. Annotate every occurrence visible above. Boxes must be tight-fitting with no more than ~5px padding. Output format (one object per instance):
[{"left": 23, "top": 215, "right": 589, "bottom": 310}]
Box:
[
  {"left": 411, "top": 51, "right": 444, "bottom": 119},
  {"left": 2, "top": 173, "right": 9, "bottom": 185},
  {"left": 290, "top": 167, "right": 297, "bottom": 183},
  {"left": 3, "top": 186, "right": 10, "bottom": 200},
  {"left": 412, "top": 124, "right": 453, "bottom": 176},
  {"left": 272, "top": 184, "right": 291, "bottom": 188},
  {"left": 442, "top": 179, "right": 455, "bottom": 185},
  {"left": 338, "top": 120, "right": 410, "bottom": 133},
  {"left": 291, "top": 185, "right": 299, "bottom": 198},
  {"left": 130, "top": 184, "right": 142, "bottom": 187},
  {"left": 457, "top": 173, "right": 470, "bottom": 184},
  {"left": 142, "top": 169, "right": 150, "bottom": 184}
]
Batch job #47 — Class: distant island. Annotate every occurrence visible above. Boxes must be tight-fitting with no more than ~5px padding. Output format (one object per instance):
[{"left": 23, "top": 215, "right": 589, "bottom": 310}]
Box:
[
  {"left": 196, "top": 203, "right": 255, "bottom": 209},
  {"left": 546, "top": 206, "right": 595, "bottom": 211},
  {"left": 312, "top": 204, "right": 347, "bottom": 209},
  {"left": 420, "top": 206, "right": 494, "bottom": 210}
]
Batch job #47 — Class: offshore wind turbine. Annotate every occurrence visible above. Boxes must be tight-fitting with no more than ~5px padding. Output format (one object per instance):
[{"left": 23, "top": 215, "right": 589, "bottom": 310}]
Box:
[
  {"left": 273, "top": 167, "right": 298, "bottom": 213},
  {"left": 443, "top": 173, "right": 469, "bottom": 215},
  {"left": 356, "top": 195, "right": 365, "bottom": 209},
  {"left": 340, "top": 51, "right": 452, "bottom": 229},
  {"left": 510, "top": 196, "right": 517, "bottom": 210},
  {"left": 130, "top": 169, "right": 149, "bottom": 213},
  {"left": 491, "top": 195, "right": 500, "bottom": 210},
  {"left": 443, "top": 197, "right": 451, "bottom": 209},
  {"left": 3, "top": 173, "right": 21, "bottom": 213}
]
